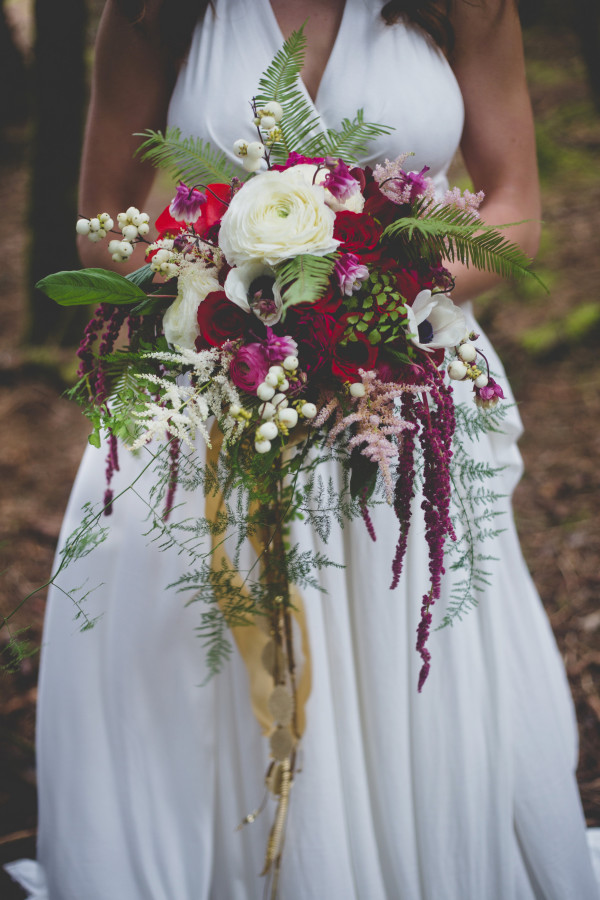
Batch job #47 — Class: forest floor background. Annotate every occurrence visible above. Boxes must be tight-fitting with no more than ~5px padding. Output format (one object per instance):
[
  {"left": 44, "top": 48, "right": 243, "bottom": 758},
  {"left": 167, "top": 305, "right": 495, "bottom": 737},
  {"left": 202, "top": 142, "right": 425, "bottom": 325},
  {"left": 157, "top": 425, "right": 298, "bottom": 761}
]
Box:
[{"left": 0, "top": 23, "right": 599, "bottom": 898}]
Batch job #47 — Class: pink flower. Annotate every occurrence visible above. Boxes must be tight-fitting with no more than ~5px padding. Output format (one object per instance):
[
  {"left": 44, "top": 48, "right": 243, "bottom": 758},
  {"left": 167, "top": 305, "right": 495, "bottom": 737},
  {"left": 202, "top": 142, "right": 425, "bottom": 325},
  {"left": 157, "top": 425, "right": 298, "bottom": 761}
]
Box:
[
  {"left": 324, "top": 159, "right": 361, "bottom": 201},
  {"left": 263, "top": 327, "right": 298, "bottom": 364},
  {"left": 169, "top": 182, "right": 207, "bottom": 223},
  {"left": 272, "top": 151, "right": 325, "bottom": 171},
  {"left": 229, "top": 343, "right": 269, "bottom": 394},
  {"left": 475, "top": 378, "right": 504, "bottom": 407},
  {"left": 334, "top": 252, "right": 369, "bottom": 296}
]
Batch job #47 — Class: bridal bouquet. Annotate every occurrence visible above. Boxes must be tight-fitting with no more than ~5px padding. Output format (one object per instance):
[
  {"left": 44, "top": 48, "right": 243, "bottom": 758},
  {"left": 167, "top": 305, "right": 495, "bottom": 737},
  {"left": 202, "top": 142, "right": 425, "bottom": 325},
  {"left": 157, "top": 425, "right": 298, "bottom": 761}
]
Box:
[{"left": 35, "top": 29, "right": 534, "bottom": 890}]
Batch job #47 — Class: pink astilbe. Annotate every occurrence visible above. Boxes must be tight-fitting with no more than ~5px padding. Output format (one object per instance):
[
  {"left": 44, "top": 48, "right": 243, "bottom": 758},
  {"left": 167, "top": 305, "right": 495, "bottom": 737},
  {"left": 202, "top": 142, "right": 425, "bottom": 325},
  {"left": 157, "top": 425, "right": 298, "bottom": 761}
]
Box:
[
  {"left": 440, "top": 185, "right": 485, "bottom": 217},
  {"left": 324, "top": 370, "right": 421, "bottom": 504},
  {"left": 373, "top": 155, "right": 436, "bottom": 206}
]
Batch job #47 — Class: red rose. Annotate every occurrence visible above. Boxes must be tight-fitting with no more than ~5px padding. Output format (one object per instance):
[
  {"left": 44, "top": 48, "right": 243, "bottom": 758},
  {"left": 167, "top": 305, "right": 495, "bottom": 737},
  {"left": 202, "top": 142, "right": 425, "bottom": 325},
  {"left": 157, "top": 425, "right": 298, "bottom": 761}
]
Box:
[
  {"left": 285, "top": 308, "right": 336, "bottom": 375},
  {"left": 331, "top": 314, "right": 378, "bottom": 383},
  {"left": 377, "top": 261, "right": 428, "bottom": 305},
  {"left": 362, "top": 180, "right": 403, "bottom": 228},
  {"left": 195, "top": 290, "right": 248, "bottom": 349},
  {"left": 333, "top": 212, "right": 382, "bottom": 262}
]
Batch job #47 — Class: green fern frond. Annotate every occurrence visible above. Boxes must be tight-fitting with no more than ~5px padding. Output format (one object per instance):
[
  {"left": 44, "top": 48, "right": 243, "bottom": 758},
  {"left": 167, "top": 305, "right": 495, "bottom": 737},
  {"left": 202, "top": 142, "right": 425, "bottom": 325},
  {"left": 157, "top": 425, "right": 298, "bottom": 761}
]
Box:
[
  {"left": 384, "top": 204, "right": 543, "bottom": 285},
  {"left": 136, "top": 127, "right": 241, "bottom": 186},
  {"left": 320, "top": 111, "right": 395, "bottom": 163},
  {"left": 255, "top": 26, "right": 326, "bottom": 162},
  {"left": 276, "top": 253, "right": 338, "bottom": 311}
]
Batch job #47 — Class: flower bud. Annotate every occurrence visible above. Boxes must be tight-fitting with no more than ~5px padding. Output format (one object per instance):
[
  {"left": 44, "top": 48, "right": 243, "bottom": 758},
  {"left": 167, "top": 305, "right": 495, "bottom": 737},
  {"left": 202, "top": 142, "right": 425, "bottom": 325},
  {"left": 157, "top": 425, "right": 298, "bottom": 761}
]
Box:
[
  {"left": 257, "top": 421, "right": 278, "bottom": 441},
  {"left": 448, "top": 360, "right": 468, "bottom": 381},
  {"left": 458, "top": 342, "right": 477, "bottom": 363},
  {"left": 278, "top": 408, "right": 298, "bottom": 428},
  {"left": 257, "top": 383, "right": 276, "bottom": 401},
  {"left": 349, "top": 382, "right": 366, "bottom": 398}
]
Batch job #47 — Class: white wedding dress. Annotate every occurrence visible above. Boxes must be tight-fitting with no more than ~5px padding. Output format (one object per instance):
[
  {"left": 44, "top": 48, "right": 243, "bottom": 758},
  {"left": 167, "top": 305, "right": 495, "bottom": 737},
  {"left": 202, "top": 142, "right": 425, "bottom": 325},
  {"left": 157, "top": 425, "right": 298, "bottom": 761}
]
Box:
[{"left": 8, "top": 1, "right": 600, "bottom": 897}]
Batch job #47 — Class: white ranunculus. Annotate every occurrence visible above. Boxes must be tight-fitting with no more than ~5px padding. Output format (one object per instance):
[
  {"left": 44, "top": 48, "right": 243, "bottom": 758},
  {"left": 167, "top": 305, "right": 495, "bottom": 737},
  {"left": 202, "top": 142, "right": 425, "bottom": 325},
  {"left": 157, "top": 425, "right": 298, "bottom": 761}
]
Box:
[
  {"left": 162, "top": 264, "right": 221, "bottom": 350},
  {"left": 405, "top": 289, "right": 467, "bottom": 352},
  {"left": 218, "top": 169, "right": 339, "bottom": 267},
  {"left": 224, "top": 261, "right": 283, "bottom": 325}
]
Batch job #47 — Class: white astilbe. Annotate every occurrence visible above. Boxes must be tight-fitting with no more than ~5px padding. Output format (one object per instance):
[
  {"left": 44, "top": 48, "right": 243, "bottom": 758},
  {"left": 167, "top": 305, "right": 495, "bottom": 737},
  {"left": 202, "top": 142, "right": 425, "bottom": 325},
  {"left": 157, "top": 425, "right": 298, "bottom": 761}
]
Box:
[
  {"left": 128, "top": 374, "right": 212, "bottom": 451},
  {"left": 146, "top": 347, "right": 220, "bottom": 381}
]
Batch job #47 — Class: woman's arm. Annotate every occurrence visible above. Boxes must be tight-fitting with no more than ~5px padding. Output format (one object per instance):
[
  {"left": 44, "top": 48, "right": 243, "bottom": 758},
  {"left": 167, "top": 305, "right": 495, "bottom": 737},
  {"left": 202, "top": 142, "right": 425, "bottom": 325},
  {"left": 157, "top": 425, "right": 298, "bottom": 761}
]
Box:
[
  {"left": 448, "top": 0, "right": 541, "bottom": 302},
  {"left": 77, "top": 0, "right": 176, "bottom": 269}
]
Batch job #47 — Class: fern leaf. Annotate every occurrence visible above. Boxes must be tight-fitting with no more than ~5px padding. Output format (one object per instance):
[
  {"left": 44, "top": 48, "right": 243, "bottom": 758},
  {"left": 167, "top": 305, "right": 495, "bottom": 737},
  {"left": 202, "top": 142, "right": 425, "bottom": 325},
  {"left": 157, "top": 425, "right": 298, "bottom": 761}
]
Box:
[
  {"left": 136, "top": 127, "right": 240, "bottom": 186},
  {"left": 276, "top": 253, "right": 338, "bottom": 311},
  {"left": 255, "top": 27, "right": 327, "bottom": 162},
  {"left": 320, "top": 111, "right": 395, "bottom": 163}
]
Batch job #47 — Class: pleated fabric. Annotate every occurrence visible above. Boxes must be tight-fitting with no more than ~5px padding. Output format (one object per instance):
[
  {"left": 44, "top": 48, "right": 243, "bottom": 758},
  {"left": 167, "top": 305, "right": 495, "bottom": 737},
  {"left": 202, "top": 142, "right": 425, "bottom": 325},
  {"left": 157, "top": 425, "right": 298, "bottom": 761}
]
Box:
[{"left": 7, "top": 1, "right": 600, "bottom": 897}]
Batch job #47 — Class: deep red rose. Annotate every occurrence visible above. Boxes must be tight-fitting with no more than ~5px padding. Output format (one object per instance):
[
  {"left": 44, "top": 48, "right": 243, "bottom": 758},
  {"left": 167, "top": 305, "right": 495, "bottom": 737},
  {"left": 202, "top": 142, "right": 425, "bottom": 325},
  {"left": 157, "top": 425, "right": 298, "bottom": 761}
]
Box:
[
  {"left": 285, "top": 308, "right": 336, "bottom": 375},
  {"left": 333, "top": 212, "right": 382, "bottom": 262},
  {"left": 331, "top": 314, "right": 378, "bottom": 383},
  {"left": 362, "top": 180, "right": 404, "bottom": 228},
  {"left": 377, "top": 261, "right": 428, "bottom": 306},
  {"left": 195, "top": 290, "right": 248, "bottom": 349}
]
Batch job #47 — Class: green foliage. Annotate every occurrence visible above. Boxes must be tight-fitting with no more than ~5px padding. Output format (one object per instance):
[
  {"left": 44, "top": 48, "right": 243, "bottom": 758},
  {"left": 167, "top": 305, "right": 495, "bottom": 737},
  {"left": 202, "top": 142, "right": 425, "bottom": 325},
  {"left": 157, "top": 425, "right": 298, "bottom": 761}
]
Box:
[
  {"left": 36, "top": 268, "right": 148, "bottom": 307},
  {"left": 136, "top": 127, "right": 241, "bottom": 186},
  {"left": 384, "top": 203, "right": 544, "bottom": 286},
  {"left": 276, "top": 253, "right": 338, "bottom": 310},
  {"left": 319, "top": 110, "right": 394, "bottom": 163}
]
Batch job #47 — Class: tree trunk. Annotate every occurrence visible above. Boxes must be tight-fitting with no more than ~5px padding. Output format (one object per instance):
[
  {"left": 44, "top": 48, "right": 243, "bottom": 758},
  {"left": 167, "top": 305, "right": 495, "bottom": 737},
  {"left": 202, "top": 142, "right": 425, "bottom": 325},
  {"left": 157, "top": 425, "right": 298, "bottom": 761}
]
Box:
[
  {"left": 572, "top": 0, "right": 600, "bottom": 114},
  {"left": 25, "top": 0, "right": 88, "bottom": 346},
  {"left": 0, "top": 0, "right": 29, "bottom": 129}
]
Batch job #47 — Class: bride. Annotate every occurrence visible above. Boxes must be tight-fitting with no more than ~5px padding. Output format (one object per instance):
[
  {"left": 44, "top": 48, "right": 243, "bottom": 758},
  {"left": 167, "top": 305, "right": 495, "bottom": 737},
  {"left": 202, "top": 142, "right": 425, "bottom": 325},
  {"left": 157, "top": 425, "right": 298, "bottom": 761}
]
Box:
[{"left": 7, "top": 0, "right": 600, "bottom": 897}]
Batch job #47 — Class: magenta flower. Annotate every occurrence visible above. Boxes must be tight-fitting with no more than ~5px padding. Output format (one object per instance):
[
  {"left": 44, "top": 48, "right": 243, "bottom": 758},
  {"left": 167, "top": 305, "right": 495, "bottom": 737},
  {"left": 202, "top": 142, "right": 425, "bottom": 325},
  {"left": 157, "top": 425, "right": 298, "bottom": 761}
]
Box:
[
  {"left": 334, "top": 252, "right": 369, "bottom": 296},
  {"left": 263, "top": 327, "right": 298, "bottom": 364},
  {"left": 475, "top": 378, "right": 504, "bottom": 407},
  {"left": 169, "top": 182, "right": 207, "bottom": 223},
  {"left": 324, "top": 159, "right": 360, "bottom": 201},
  {"left": 229, "top": 343, "right": 270, "bottom": 394},
  {"left": 273, "top": 151, "right": 325, "bottom": 171}
]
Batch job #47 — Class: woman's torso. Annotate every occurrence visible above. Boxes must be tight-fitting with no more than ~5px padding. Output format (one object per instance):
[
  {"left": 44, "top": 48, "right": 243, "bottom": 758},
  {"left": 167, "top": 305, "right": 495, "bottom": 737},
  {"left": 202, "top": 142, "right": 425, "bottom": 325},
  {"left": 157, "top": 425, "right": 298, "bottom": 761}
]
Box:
[{"left": 167, "top": 0, "right": 465, "bottom": 186}]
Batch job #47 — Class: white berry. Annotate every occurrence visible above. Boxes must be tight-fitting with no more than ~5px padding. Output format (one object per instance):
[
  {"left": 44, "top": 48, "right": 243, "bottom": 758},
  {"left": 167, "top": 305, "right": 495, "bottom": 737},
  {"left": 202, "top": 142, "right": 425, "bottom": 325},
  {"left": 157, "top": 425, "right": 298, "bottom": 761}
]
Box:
[
  {"left": 255, "top": 439, "right": 272, "bottom": 454},
  {"left": 278, "top": 408, "right": 298, "bottom": 428},
  {"left": 474, "top": 374, "right": 489, "bottom": 389},
  {"left": 301, "top": 402, "right": 317, "bottom": 419},
  {"left": 349, "top": 382, "right": 366, "bottom": 398},
  {"left": 76, "top": 218, "right": 91, "bottom": 235},
  {"left": 458, "top": 342, "right": 477, "bottom": 363},
  {"left": 282, "top": 356, "right": 298, "bottom": 371},
  {"left": 257, "top": 421, "right": 278, "bottom": 441},
  {"left": 257, "top": 383, "right": 276, "bottom": 402},
  {"left": 448, "top": 360, "right": 468, "bottom": 381},
  {"left": 259, "top": 402, "right": 276, "bottom": 420}
]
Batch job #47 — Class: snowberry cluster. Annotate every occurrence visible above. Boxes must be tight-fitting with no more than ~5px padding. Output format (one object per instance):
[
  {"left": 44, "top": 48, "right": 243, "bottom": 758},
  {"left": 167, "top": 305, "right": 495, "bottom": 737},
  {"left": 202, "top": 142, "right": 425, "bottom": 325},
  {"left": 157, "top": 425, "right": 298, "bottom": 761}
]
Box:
[
  {"left": 76, "top": 212, "right": 114, "bottom": 242},
  {"left": 150, "top": 246, "right": 179, "bottom": 279},
  {"left": 233, "top": 355, "right": 317, "bottom": 454},
  {"left": 233, "top": 100, "right": 284, "bottom": 172},
  {"left": 75, "top": 206, "right": 151, "bottom": 263},
  {"left": 447, "top": 335, "right": 504, "bottom": 408}
]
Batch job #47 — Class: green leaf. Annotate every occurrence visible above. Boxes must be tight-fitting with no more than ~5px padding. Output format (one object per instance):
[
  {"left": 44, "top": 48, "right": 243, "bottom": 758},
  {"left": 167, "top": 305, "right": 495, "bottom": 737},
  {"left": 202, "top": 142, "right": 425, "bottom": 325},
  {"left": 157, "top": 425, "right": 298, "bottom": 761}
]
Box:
[
  {"left": 136, "top": 127, "right": 241, "bottom": 186},
  {"left": 321, "top": 110, "right": 395, "bottom": 164},
  {"left": 276, "top": 253, "right": 337, "bottom": 311},
  {"left": 355, "top": 321, "right": 368, "bottom": 332},
  {"left": 369, "top": 329, "right": 382, "bottom": 344},
  {"left": 347, "top": 314, "right": 359, "bottom": 324},
  {"left": 36, "top": 269, "right": 148, "bottom": 307},
  {"left": 126, "top": 264, "right": 155, "bottom": 290}
]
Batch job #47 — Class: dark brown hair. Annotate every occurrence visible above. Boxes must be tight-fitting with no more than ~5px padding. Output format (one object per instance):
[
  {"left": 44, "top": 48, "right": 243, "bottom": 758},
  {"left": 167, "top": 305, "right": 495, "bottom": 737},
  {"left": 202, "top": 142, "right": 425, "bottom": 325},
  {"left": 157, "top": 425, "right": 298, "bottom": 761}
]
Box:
[{"left": 115, "top": 1, "right": 454, "bottom": 59}]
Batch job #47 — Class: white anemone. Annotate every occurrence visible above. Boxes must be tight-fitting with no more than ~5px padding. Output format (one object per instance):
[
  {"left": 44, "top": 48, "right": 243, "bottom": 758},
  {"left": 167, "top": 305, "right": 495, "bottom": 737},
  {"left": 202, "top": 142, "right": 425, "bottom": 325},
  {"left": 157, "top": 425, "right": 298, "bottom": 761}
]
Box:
[
  {"left": 405, "top": 290, "right": 467, "bottom": 352},
  {"left": 224, "top": 261, "right": 283, "bottom": 326}
]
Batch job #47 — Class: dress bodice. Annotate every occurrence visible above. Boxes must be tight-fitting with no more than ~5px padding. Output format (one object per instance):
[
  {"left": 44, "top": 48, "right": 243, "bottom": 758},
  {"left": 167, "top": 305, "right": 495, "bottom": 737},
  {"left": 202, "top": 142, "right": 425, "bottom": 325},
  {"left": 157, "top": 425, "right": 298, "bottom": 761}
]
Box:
[{"left": 167, "top": 0, "right": 464, "bottom": 190}]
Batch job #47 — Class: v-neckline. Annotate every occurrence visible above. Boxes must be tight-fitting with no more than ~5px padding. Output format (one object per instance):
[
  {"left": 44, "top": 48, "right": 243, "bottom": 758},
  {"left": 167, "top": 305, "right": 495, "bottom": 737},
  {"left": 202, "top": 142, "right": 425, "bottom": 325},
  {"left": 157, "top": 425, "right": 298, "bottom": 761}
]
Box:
[{"left": 262, "top": 0, "right": 350, "bottom": 109}]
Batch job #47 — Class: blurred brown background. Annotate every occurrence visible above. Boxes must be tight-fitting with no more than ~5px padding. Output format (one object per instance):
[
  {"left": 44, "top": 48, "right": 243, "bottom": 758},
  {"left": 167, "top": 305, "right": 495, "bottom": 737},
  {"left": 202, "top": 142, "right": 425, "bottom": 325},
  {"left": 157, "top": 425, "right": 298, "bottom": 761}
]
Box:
[{"left": 0, "top": 0, "right": 599, "bottom": 895}]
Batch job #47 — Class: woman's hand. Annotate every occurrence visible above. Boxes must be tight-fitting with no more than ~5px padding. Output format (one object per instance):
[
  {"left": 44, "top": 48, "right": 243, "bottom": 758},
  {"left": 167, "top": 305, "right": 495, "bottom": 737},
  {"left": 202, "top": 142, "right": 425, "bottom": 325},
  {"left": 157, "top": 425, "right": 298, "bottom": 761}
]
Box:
[
  {"left": 77, "top": 0, "right": 176, "bottom": 271},
  {"left": 448, "top": 0, "right": 541, "bottom": 302}
]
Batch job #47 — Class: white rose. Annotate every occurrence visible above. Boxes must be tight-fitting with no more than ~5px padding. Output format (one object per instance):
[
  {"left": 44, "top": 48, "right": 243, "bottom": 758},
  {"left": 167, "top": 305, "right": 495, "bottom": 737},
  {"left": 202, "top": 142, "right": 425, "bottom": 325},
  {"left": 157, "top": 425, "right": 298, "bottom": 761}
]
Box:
[
  {"left": 405, "top": 290, "right": 467, "bottom": 352},
  {"left": 162, "top": 264, "right": 221, "bottom": 350},
  {"left": 218, "top": 169, "right": 339, "bottom": 267}
]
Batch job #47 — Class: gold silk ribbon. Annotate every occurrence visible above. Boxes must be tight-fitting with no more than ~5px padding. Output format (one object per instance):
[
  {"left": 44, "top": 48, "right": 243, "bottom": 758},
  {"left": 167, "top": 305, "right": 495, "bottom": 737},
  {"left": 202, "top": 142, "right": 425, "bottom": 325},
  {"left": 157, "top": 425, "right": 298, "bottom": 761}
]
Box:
[{"left": 204, "top": 421, "right": 312, "bottom": 740}]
